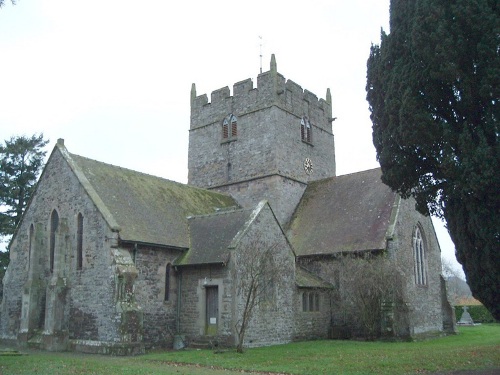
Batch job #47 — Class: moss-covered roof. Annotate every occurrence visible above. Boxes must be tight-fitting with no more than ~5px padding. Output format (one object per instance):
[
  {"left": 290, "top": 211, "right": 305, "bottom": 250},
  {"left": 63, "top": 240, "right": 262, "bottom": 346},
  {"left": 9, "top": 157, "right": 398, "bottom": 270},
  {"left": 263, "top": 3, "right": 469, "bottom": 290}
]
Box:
[
  {"left": 296, "top": 266, "right": 334, "bottom": 289},
  {"left": 176, "top": 208, "right": 254, "bottom": 266},
  {"left": 61, "top": 146, "right": 239, "bottom": 248},
  {"left": 287, "top": 168, "right": 398, "bottom": 256}
]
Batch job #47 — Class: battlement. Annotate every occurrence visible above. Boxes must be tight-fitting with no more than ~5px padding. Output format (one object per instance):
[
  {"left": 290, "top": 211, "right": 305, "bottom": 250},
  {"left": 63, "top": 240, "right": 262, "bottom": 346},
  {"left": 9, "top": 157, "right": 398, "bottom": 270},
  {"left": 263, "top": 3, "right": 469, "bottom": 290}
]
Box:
[{"left": 190, "top": 55, "right": 333, "bottom": 132}]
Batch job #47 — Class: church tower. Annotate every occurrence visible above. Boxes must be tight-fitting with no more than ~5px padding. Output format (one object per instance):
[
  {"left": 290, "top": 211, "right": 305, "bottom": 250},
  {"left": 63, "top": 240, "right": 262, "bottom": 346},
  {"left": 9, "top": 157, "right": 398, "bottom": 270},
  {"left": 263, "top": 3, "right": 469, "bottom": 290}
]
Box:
[{"left": 188, "top": 55, "right": 336, "bottom": 225}]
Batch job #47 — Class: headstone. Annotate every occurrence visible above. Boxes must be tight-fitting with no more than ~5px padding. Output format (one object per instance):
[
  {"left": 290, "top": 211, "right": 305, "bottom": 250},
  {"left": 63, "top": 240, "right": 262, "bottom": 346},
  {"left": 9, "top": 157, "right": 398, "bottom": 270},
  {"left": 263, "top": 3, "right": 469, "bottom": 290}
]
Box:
[
  {"left": 173, "top": 335, "right": 186, "bottom": 350},
  {"left": 457, "top": 306, "right": 474, "bottom": 325}
]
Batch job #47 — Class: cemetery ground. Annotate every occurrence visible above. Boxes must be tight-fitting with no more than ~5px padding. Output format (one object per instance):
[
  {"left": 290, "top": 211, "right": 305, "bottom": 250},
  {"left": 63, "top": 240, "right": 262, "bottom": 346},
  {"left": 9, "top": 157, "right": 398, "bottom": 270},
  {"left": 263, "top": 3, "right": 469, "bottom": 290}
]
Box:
[{"left": 0, "top": 324, "right": 499, "bottom": 375}]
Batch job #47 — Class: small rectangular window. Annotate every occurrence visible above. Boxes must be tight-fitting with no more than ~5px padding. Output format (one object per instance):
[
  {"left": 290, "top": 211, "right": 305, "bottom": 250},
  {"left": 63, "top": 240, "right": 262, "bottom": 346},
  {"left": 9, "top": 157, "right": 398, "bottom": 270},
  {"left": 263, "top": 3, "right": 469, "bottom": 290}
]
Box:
[{"left": 302, "top": 291, "right": 320, "bottom": 312}]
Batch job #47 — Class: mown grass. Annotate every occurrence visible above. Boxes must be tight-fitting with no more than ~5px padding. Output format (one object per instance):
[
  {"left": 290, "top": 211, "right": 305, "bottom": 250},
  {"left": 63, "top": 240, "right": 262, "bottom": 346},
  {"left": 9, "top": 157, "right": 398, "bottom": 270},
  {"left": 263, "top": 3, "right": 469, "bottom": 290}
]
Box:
[{"left": 1, "top": 324, "right": 499, "bottom": 375}]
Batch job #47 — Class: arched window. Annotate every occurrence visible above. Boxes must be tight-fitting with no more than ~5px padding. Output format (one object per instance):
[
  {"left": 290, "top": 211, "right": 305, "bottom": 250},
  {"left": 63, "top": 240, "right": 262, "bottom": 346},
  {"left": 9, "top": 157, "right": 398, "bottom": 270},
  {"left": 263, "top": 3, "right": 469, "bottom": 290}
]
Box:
[
  {"left": 77, "top": 213, "right": 83, "bottom": 270},
  {"left": 50, "top": 210, "right": 59, "bottom": 273},
  {"left": 222, "top": 114, "right": 238, "bottom": 140},
  {"left": 413, "top": 226, "right": 427, "bottom": 285},
  {"left": 230, "top": 115, "right": 237, "bottom": 137},
  {"left": 164, "top": 263, "right": 171, "bottom": 301},
  {"left": 28, "top": 224, "right": 34, "bottom": 272},
  {"left": 301, "top": 116, "right": 312, "bottom": 143}
]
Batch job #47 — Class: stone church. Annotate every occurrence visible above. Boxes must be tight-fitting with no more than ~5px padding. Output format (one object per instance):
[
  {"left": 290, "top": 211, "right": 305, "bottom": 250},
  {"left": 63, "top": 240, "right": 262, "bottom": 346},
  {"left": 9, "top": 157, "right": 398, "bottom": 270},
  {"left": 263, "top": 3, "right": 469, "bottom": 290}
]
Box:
[{"left": 0, "top": 55, "right": 455, "bottom": 354}]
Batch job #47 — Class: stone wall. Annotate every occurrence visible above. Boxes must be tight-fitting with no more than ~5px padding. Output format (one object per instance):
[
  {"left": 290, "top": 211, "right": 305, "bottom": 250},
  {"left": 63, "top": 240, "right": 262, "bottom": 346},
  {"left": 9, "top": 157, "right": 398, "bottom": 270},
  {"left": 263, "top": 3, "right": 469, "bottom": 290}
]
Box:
[
  {"left": 178, "top": 265, "right": 234, "bottom": 346},
  {"left": 389, "top": 197, "right": 454, "bottom": 335},
  {"left": 296, "top": 195, "right": 455, "bottom": 340},
  {"left": 232, "top": 203, "right": 296, "bottom": 348},
  {"left": 214, "top": 175, "right": 307, "bottom": 227},
  {"left": 293, "top": 288, "right": 332, "bottom": 341},
  {"left": 0, "top": 145, "right": 142, "bottom": 353},
  {"left": 188, "top": 57, "right": 335, "bottom": 226},
  {"left": 132, "top": 246, "right": 181, "bottom": 348}
]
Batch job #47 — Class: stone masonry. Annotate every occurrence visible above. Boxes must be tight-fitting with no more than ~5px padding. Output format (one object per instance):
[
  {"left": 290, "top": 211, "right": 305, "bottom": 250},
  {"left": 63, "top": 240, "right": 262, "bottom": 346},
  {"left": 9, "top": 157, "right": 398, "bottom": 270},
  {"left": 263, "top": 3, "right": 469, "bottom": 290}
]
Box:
[{"left": 188, "top": 55, "right": 336, "bottom": 225}]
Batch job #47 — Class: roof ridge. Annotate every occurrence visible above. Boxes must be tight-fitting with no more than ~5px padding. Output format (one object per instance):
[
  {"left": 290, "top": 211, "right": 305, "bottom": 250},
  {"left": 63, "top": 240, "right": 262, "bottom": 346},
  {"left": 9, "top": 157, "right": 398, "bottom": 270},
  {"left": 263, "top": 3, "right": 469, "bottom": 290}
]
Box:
[
  {"left": 69, "top": 152, "right": 180, "bottom": 184},
  {"left": 69, "top": 152, "right": 237, "bottom": 199},
  {"left": 187, "top": 206, "right": 249, "bottom": 220},
  {"left": 336, "top": 167, "right": 381, "bottom": 178},
  {"left": 307, "top": 167, "right": 382, "bottom": 186}
]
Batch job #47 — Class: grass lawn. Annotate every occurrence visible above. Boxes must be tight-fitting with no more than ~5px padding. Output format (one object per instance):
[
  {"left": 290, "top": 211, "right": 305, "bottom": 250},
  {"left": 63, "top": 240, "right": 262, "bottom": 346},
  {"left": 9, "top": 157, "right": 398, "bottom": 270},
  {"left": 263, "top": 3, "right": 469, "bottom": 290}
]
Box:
[{"left": 1, "top": 324, "right": 499, "bottom": 375}]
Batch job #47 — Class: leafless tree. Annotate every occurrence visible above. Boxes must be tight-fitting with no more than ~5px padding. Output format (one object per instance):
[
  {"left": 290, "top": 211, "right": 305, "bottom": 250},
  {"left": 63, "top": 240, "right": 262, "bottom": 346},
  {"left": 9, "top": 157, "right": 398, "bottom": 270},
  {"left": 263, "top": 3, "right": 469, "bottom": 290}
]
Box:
[
  {"left": 337, "top": 254, "right": 406, "bottom": 339},
  {"left": 233, "top": 239, "right": 280, "bottom": 353}
]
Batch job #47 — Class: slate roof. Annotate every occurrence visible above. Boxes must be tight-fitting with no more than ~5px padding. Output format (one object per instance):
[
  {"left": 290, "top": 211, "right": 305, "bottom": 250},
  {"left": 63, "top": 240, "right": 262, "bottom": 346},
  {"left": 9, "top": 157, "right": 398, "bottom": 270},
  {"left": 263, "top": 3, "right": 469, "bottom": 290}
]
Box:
[
  {"left": 176, "top": 208, "right": 254, "bottom": 266},
  {"left": 287, "top": 168, "right": 398, "bottom": 256},
  {"left": 296, "top": 266, "right": 334, "bottom": 289},
  {"left": 59, "top": 144, "right": 239, "bottom": 249}
]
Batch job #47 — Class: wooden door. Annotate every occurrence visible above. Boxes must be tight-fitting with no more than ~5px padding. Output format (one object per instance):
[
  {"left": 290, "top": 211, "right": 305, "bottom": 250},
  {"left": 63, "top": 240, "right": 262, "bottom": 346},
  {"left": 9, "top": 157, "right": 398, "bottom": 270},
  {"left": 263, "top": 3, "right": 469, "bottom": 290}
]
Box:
[{"left": 205, "top": 286, "right": 218, "bottom": 335}]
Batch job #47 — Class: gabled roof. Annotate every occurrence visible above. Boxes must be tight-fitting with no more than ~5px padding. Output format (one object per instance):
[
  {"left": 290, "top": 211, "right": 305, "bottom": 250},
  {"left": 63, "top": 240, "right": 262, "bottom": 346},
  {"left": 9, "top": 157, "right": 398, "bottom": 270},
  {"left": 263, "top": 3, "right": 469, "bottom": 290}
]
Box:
[
  {"left": 176, "top": 200, "right": 273, "bottom": 266},
  {"left": 287, "top": 168, "right": 398, "bottom": 256},
  {"left": 57, "top": 141, "right": 239, "bottom": 248},
  {"left": 176, "top": 208, "right": 252, "bottom": 266}
]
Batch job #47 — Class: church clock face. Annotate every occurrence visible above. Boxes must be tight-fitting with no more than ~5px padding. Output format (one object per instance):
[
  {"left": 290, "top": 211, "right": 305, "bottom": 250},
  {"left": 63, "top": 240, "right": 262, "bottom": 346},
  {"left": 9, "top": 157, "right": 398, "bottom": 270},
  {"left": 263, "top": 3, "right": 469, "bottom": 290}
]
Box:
[{"left": 303, "top": 157, "right": 313, "bottom": 175}]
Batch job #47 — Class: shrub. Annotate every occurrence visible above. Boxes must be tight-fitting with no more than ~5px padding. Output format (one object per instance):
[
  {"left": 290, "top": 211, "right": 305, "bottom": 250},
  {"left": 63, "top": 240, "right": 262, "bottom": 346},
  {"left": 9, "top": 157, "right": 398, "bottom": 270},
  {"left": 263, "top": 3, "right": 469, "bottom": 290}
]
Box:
[{"left": 455, "top": 305, "right": 498, "bottom": 323}]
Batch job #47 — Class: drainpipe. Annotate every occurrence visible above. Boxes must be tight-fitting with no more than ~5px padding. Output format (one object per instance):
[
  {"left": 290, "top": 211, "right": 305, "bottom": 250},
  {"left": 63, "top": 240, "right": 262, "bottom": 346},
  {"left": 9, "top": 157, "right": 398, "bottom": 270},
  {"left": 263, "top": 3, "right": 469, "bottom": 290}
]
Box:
[{"left": 176, "top": 267, "right": 182, "bottom": 334}]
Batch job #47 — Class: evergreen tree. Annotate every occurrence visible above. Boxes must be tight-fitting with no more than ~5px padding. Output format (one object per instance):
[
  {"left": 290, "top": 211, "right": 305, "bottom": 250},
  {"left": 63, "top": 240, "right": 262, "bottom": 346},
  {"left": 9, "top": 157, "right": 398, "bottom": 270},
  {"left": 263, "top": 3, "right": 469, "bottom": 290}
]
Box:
[
  {"left": 0, "top": 134, "right": 48, "bottom": 289},
  {"left": 0, "top": 1, "right": 16, "bottom": 7},
  {"left": 366, "top": 0, "right": 499, "bottom": 319}
]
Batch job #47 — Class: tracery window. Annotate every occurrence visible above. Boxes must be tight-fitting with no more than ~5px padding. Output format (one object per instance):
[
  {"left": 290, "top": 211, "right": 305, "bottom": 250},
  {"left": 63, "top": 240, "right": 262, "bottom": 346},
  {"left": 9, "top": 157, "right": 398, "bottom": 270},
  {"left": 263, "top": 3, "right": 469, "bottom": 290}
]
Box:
[
  {"left": 413, "top": 225, "right": 427, "bottom": 286},
  {"left": 222, "top": 114, "right": 238, "bottom": 140}
]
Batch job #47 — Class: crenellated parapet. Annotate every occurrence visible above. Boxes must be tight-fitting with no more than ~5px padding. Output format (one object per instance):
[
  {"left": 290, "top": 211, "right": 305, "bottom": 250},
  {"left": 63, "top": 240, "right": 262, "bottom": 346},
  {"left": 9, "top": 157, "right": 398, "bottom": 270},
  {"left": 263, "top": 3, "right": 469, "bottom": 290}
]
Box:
[{"left": 190, "top": 54, "right": 333, "bottom": 133}]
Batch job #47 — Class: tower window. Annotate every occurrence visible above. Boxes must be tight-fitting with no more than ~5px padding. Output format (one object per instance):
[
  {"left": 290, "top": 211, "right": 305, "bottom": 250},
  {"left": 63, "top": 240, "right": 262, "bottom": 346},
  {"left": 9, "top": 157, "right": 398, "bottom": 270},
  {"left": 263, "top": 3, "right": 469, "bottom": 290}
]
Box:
[
  {"left": 301, "top": 117, "right": 312, "bottom": 143},
  {"left": 222, "top": 114, "right": 238, "bottom": 141},
  {"left": 77, "top": 213, "right": 83, "bottom": 270},
  {"left": 50, "top": 210, "right": 59, "bottom": 273},
  {"left": 413, "top": 226, "right": 427, "bottom": 286}
]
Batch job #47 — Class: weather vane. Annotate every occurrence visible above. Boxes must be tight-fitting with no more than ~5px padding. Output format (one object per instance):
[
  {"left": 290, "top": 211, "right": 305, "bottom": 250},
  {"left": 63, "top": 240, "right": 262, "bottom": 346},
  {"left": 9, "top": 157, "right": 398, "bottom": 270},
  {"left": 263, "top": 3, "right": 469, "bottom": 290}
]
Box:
[{"left": 259, "top": 36, "right": 263, "bottom": 74}]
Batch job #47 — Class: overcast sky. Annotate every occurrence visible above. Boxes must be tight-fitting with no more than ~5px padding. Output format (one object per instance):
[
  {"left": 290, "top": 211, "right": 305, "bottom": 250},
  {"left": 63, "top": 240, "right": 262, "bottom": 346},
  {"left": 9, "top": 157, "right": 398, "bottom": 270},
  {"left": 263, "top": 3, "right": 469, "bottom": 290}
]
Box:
[{"left": 0, "top": 0, "right": 463, "bottom": 276}]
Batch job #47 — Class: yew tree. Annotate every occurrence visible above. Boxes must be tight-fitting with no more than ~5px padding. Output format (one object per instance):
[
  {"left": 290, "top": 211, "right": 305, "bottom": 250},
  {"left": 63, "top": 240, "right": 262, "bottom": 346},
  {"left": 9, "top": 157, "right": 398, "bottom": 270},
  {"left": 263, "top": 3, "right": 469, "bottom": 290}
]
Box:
[
  {"left": 366, "top": 0, "right": 499, "bottom": 319},
  {"left": 0, "top": 134, "right": 48, "bottom": 237}
]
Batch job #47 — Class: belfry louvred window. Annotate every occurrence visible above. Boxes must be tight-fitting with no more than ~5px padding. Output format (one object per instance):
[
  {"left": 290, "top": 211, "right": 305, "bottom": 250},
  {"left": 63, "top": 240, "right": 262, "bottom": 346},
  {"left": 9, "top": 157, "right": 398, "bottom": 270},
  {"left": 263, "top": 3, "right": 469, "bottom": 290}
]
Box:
[
  {"left": 222, "top": 114, "right": 238, "bottom": 140},
  {"left": 301, "top": 116, "right": 312, "bottom": 143}
]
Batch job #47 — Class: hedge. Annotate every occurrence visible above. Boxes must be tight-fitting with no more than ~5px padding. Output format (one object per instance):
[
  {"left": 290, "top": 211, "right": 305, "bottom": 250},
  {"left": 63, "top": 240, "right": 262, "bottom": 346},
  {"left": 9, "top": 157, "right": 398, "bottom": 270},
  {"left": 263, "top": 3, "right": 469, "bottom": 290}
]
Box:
[{"left": 455, "top": 305, "right": 498, "bottom": 323}]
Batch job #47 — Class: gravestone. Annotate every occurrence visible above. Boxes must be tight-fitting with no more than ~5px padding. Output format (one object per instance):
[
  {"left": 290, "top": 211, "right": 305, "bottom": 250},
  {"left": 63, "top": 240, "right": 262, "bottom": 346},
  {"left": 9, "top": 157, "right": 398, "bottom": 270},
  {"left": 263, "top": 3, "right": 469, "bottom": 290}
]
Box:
[{"left": 457, "top": 306, "right": 474, "bottom": 325}]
